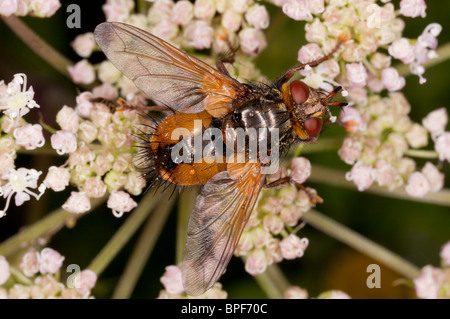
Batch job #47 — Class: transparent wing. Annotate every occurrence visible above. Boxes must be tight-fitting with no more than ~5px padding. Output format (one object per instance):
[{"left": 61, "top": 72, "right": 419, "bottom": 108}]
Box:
[
  {"left": 182, "top": 162, "right": 264, "bottom": 296},
  {"left": 94, "top": 22, "right": 249, "bottom": 117}
]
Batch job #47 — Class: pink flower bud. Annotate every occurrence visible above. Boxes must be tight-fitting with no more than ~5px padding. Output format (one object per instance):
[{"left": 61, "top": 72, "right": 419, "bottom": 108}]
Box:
[
  {"left": 245, "top": 4, "right": 270, "bottom": 30},
  {"left": 405, "top": 171, "right": 430, "bottom": 198},
  {"left": 78, "top": 121, "right": 98, "bottom": 144},
  {"left": 31, "top": 0, "right": 61, "bottom": 18},
  {"left": 280, "top": 234, "right": 308, "bottom": 260},
  {"left": 260, "top": 196, "right": 283, "bottom": 214},
  {"left": 305, "top": 18, "right": 327, "bottom": 43},
  {"left": 283, "top": 0, "right": 312, "bottom": 21},
  {"left": 38, "top": 248, "right": 64, "bottom": 274},
  {"left": 71, "top": 32, "right": 96, "bottom": 58},
  {"left": 381, "top": 67, "right": 405, "bottom": 92},
  {"left": 421, "top": 162, "right": 444, "bottom": 193},
  {"left": 20, "top": 251, "right": 40, "bottom": 277},
  {"left": 51, "top": 130, "right": 78, "bottom": 155},
  {"left": 76, "top": 270, "right": 97, "bottom": 296},
  {"left": 76, "top": 91, "right": 94, "bottom": 118},
  {"left": 68, "top": 60, "right": 95, "bottom": 85},
  {"left": 414, "top": 265, "right": 443, "bottom": 299},
  {"left": 43, "top": 166, "right": 70, "bottom": 192},
  {"left": 405, "top": 123, "right": 428, "bottom": 149},
  {"left": 103, "top": 0, "right": 132, "bottom": 22},
  {"left": 338, "top": 105, "right": 365, "bottom": 133},
  {"left": 338, "top": 137, "right": 363, "bottom": 165},
  {"left": 324, "top": 290, "right": 352, "bottom": 299},
  {"left": 235, "top": 231, "right": 253, "bottom": 256},
  {"left": 0, "top": 153, "right": 15, "bottom": 176},
  {"left": 222, "top": 9, "right": 242, "bottom": 32},
  {"left": 194, "top": 0, "right": 216, "bottom": 20},
  {"left": 345, "top": 63, "right": 367, "bottom": 88},
  {"left": 0, "top": 256, "right": 10, "bottom": 285},
  {"left": 13, "top": 123, "right": 45, "bottom": 150},
  {"left": 422, "top": 108, "right": 448, "bottom": 138},
  {"left": 125, "top": 171, "right": 146, "bottom": 196},
  {"left": 91, "top": 152, "right": 114, "bottom": 176},
  {"left": 97, "top": 60, "right": 122, "bottom": 84},
  {"left": 266, "top": 238, "right": 283, "bottom": 264},
  {"left": 184, "top": 20, "right": 214, "bottom": 49},
  {"left": 400, "top": 0, "right": 426, "bottom": 18},
  {"left": 62, "top": 191, "right": 91, "bottom": 214},
  {"left": 91, "top": 104, "right": 112, "bottom": 127},
  {"left": 171, "top": 0, "right": 194, "bottom": 25},
  {"left": 56, "top": 105, "right": 80, "bottom": 133},
  {"left": 297, "top": 43, "right": 323, "bottom": 64},
  {"left": 263, "top": 214, "right": 284, "bottom": 235},
  {"left": 290, "top": 157, "right": 311, "bottom": 184},
  {"left": 284, "top": 286, "right": 308, "bottom": 299},
  {"left": 251, "top": 226, "right": 272, "bottom": 248},
  {"left": 388, "top": 38, "right": 415, "bottom": 64},
  {"left": 440, "top": 241, "right": 450, "bottom": 267},
  {"left": 92, "top": 83, "right": 118, "bottom": 101},
  {"left": 152, "top": 19, "right": 178, "bottom": 41},
  {"left": 435, "top": 132, "right": 450, "bottom": 163},
  {"left": 107, "top": 190, "right": 137, "bottom": 217},
  {"left": 0, "top": 0, "right": 17, "bottom": 16},
  {"left": 231, "top": 0, "right": 251, "bottom": 14},
  {"left": 160, "top": 265, "right": 184, "bottom": 294},
  {"left": 345, "top": 163, "right": 375, "bottom": 192},
  {"left": 279, "top": 185, "right": 298, "bottom": 205},
  {"left": 83, "top": 176, "right": 107, "bottom": 198},
  {"left": 238, "top": 28, "right": 267, "bottom": 56},
  {"left": 245, "top": 248, "right": 268, "bottom": 276},
  {"left": 280, "top": 205, "right": 302, "bottom": 227}
]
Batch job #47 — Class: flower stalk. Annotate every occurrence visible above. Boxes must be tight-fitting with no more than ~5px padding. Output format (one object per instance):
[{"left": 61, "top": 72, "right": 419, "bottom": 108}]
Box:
[
  {"left": 112, "top": 192, "right": 177, "bottom": 299},
  {"left": 303, "top": 209, "right": 421, "bottom": 279},
  {"left": 88, "top": 191, "right": 163, "bottom": 276},
  {"left": 0, "top": 197, "right": 105, "bottom": 258}
]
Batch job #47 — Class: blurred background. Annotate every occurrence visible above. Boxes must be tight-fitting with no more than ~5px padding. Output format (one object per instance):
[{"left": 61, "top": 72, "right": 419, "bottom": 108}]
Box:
[{"left": 0, "top": 0, "right": 449, "bottom": 298}]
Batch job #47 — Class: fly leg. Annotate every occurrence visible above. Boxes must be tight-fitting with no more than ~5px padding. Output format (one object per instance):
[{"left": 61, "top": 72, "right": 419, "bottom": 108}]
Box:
[
  {"left": 90, "top": 97, "right": 167, "bottom": 113},
  {"left": 215, "top": 32, "right": 237, "bottom": 77},
  {"left": 275, "top": 32, "right": 350, "bottom": 86},
  {"left": 263, "top": 175, "right": 323, "bottom": 206}
]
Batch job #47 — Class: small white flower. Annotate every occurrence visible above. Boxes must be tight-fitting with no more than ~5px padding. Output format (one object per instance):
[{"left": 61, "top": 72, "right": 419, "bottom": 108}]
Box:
[
  {"left": 0, "top": 168, "right": 45, "bottom": 217},
  {"left": 107, "top": 191, "right": 137, "bottom": 217},
  {"left": 0, "top": 74, "right": 39, "bottom": 120},
  {"left": 62, "top": 191, "right": 91, "bottom": 214}
]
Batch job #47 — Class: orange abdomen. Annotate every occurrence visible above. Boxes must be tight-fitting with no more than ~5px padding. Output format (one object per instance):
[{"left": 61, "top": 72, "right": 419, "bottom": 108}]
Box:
[{"left": 149, "top": 111, "right": 227, "bottom": 186}]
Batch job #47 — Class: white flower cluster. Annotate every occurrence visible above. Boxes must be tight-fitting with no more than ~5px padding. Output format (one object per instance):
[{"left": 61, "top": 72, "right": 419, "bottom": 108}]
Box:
[
  {"left": 0, "top": 74, "right": 46, "bottom": 217},
  {"left": 0, "top": 247, "right": 97, "bottom": 299},
  {"left": 0, "top": 0, "right": 61, "bottom": 18}
]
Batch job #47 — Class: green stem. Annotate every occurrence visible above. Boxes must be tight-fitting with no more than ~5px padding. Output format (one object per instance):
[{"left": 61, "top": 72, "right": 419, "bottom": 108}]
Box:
[
  {"left": 302, "top": 209, "right": 421, "bottom": 279},
  {"left": 176, "top": 188, "right": 199, "bottom": 264},
  {"left": 251, "top": 263, "right": 290, "bottom": 299},
  {"left": 1, "top": 15, "right": 73, "bottom": 78},
  {"left": 10, "top": 266, "right": 33, "bottom": 286},
  {"left": 310, "top": 164, "right": 450, "bottom": 207},
  {"left": 112, "top": 193, "right": 177, "bottom": 299},
  {"left": 0, "top": 197, "right": 105, "bottom": 258},
  {"left": 396, "top": 42, "right": 450, "bottom": 77},
  {"left": 87, "top": 191, "right": 161, "bottom": 276},
  {"left": 295, "top": 137, "right": 343, "bottom": 155},
  {"left": 1, "top": 15, "right": 98, "bottom": 90},
  {"left": 404, "top": 149, "right": 439, "bottom": 159}
]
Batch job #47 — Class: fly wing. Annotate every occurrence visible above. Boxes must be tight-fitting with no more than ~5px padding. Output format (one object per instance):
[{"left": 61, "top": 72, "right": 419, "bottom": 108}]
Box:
[
  {"left": 94, "top": 22, "right": 250, "bottom": 117},
  {"left": 182, "top": 162, "right": 264, "bottom": 296}
]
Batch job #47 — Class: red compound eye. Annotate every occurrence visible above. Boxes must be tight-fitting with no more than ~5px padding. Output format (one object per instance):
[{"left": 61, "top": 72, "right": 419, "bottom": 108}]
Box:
[
  {"left": 290, "top": 80, "right": 310, "bottom": 105},
  {"left": 304, "top": 117, "right": 322, "bottom": 137}
]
